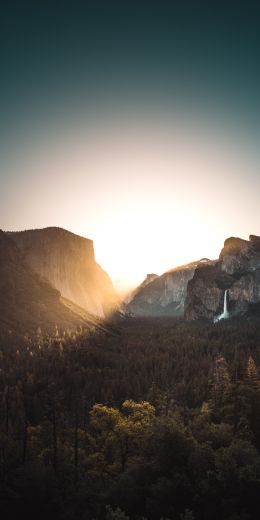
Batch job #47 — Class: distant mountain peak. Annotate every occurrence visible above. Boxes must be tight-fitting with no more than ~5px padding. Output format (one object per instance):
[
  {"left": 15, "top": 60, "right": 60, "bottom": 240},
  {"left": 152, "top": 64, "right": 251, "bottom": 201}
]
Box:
[{"left": 125, "top": 260, "right": 204, "bottom": 317}]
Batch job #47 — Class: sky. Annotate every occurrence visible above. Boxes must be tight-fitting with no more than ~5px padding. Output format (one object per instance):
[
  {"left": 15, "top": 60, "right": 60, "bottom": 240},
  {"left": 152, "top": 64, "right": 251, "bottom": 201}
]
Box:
[{"left": 1, "top": 1, "right": 260, "bottom": 291}]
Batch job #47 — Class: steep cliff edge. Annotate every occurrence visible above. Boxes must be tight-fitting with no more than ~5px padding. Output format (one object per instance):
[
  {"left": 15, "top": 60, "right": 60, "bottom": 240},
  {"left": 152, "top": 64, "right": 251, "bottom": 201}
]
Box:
[
  {"left": 185, "top": 235, "right": 260, "bottom": 320},
  {"left": 126, "top": 260, "right": 210, "bottom": 317},
  {"left": 0, "top": 230, "right": 101, "bottom": 333},
  {"left": 7, "top": 227, "right": 117, "bottom": 317}
]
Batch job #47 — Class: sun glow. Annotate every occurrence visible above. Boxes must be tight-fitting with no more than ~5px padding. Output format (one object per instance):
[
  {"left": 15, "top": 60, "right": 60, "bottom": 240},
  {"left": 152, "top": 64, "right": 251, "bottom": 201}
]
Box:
[
  {"left": 93, "top": 200, "right": 220, "bottom": 292},
  {"left": 2, "top": 114, "right": 260, "bottom": 293}
]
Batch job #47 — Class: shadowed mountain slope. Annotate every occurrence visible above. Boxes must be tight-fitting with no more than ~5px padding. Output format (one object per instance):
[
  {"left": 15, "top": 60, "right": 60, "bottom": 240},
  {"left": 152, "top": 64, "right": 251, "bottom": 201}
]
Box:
[{"left": 7, "top": 227, "right": 117, "bottom": 318}]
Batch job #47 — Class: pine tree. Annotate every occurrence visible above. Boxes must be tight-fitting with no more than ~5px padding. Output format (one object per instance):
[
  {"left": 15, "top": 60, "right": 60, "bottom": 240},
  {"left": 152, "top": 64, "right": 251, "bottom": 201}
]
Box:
[
  {"left": 210, "top": 355, "right": 231, "bottom": 420},
  {"left": 245, "top": 355, "right": 260, "bottom": 445},
  {"left": 247, "top": 355, "right": 260, "bottom": 390}
]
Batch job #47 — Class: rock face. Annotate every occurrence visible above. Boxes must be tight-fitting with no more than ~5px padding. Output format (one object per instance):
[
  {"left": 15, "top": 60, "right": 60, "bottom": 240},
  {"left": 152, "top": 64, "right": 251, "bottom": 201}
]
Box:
[
  {"left": 126, "top": 260, "right": 209, "bottom": 317},
  {"left": 185, "top": 235, "right": 260, "bottom": 320},
  {"left": 7, "top": 227, "right": 117, "bottom": 318},
  {"left": 0, "top": 230, "right": 101, "bottom": 333}
]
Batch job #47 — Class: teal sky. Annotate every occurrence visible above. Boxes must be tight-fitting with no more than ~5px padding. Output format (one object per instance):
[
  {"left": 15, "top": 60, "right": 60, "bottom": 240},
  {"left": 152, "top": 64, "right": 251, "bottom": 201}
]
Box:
[{"left": 1, "top": 1, "right": 260, "bottom": 288}]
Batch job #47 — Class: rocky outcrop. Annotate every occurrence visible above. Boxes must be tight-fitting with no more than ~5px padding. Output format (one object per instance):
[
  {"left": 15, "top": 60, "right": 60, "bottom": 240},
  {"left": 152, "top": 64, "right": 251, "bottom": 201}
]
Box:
[
  {"left": 0, "top": 230, "right": 103, "bottom": 333},
  {"left": 185, "top": 235, "right": 260, "bottom": 320},
  {"left": 184, "top": 262, "right": 231, "bottom": 320},
  {"left": 219, "top": 236, "right": 260, "bottom": 275},
  {"left": 126, "top": 260, "right": 210, "bottom": 317},
  {"left": 7, "top": 227, "right": 117, "bottom": 317}
]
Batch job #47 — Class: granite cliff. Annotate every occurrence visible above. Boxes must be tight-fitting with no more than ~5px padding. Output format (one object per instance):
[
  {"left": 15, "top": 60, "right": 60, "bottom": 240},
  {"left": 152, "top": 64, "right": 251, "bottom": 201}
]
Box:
[
  {"left": 7, "top": 227, "right": 117, "bottom": 317},
  {"left": 126, "top": 260, "right": 209, "bottom": 317},
  {"left": 0, "top": 230, "right": 104, "bottom": 334},
  {"left": 185, "top": 235, "right": 260, "bottom": 320}
]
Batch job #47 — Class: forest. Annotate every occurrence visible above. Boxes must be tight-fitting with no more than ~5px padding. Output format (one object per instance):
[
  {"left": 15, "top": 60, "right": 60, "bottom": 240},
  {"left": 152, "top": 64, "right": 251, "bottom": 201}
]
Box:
[{"left": 1, "top": 316, "right": 260, "bottom": 520}]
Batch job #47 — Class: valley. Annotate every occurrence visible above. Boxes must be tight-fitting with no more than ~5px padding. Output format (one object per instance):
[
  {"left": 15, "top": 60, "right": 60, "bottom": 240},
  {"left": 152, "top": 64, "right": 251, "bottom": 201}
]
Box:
[{"left": 1, "top": 314, "right": 260, "bottom": 519}]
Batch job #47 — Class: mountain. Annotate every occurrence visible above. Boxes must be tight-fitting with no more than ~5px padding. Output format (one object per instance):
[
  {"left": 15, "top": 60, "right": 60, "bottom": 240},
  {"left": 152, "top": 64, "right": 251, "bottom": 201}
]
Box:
[
  {"left": 124, "top": 273, "right": 159, "bottom": 304},
  {"left": 7, "top": 227, "right": 117, "bottom": 318},
  {"left": 0, "top": 230, "right": 104, "bottom": 334},
  {"left": 126, "top": 260, "right": 210, "bottom": 317},
  {"left": 185, "top": 235, "right": 260, "bottom": 320}
]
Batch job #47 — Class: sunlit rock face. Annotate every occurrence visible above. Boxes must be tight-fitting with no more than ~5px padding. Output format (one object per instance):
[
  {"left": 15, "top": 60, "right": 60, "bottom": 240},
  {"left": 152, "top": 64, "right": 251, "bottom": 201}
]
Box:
[
  {"left": 185, "top": 235, "right": 260, "bottom": 320},
  {"left": 7, "top": 227, "right": 117, "bottom": 318},
  {"left": 0, "top": 230, "right": 97, "bottom": 333},
  {"left": 126, "top": 261, "right": 209, "bottom": 317}
]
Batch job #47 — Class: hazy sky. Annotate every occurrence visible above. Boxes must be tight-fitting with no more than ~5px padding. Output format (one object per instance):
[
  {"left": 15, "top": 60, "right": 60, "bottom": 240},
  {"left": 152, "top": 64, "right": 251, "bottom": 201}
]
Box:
[{"left": 1, "top": 2, "right": 260, "bottom": 289}]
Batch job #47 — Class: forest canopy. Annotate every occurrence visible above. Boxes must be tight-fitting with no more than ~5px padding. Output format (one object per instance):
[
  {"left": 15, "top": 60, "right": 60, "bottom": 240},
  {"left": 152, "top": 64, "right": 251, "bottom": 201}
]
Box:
[{"left": 1, "top": 317, "right": 260, "bottom": 520}]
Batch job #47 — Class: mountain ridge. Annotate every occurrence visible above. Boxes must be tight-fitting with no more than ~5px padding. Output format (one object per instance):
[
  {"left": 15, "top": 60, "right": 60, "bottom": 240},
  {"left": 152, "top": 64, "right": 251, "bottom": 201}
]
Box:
[{"left": 125, "top": 258, "right": 212, "bottom": 317}]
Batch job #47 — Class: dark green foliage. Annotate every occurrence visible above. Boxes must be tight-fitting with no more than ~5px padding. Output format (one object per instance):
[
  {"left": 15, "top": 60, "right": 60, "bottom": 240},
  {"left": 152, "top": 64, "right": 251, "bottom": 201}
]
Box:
[{"left": 1, "top": 316, "right": 260, "bottom": 519}]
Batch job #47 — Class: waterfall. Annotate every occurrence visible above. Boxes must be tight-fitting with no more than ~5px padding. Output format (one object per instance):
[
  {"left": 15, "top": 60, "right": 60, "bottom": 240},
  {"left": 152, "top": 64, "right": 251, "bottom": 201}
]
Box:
[
  {"left": 223, "top": 289, "right": 228, "bottom": 318},
  {"left": 214, "top": 289, "right": 229, "bottom": 322}
]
